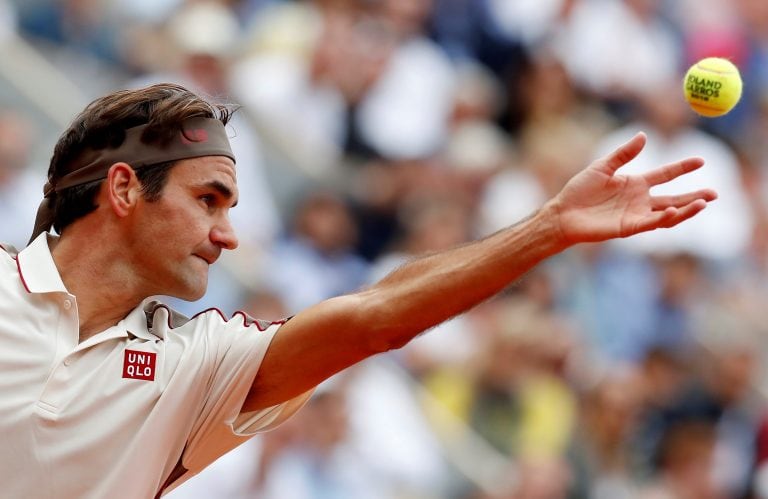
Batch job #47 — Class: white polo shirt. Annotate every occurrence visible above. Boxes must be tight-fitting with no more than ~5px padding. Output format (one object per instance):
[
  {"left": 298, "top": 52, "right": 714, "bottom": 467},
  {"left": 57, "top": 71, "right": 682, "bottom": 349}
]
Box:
[{"left": 0, "top": 235, "right": 311, "bottom": 498}]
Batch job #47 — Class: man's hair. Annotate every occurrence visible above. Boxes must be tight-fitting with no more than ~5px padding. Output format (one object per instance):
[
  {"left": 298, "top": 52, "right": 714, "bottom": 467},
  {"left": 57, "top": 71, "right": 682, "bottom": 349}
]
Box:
[{"left": 47, "top": 83, "right": 235, "bottom": 234}]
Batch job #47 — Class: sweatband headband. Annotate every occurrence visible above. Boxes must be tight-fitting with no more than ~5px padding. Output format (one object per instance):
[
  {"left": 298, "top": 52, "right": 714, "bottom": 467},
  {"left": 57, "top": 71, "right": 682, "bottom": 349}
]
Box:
[{"left": 28, "top": 117, "right": 235, "bottom": 244}]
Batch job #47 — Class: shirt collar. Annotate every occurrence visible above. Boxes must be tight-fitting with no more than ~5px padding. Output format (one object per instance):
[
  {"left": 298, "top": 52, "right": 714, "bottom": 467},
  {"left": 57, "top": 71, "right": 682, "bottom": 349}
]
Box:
[
  {"left": 16, "top": 233, "right": 68, "bottom": 294},
  {"left": 107, "top": 300, "right": 162, "bottom": 343}
]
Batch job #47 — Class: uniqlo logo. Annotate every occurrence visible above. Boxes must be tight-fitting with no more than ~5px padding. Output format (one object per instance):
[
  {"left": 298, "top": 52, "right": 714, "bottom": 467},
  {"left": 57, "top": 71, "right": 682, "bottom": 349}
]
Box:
[{"left": 123, "top": 349, "right": 157, "bottom": 381}]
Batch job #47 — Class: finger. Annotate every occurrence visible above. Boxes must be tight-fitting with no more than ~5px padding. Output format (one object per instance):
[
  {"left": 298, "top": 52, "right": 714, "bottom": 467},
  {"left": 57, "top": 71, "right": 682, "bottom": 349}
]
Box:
[
  {"left": 596, "top": 132, "right": 647, "bottom": 175},
  {"left": 643, "top": 157, "right": 706, "bottom": 186},
  {"left": 650, "top": 189, "right": 718, "bottom": 210},
  {"left": 660, "top": 199, "right": 709, "bottom": 228},
  {"left": 630, "top": 199, "right": 708, "bottom": 234}
]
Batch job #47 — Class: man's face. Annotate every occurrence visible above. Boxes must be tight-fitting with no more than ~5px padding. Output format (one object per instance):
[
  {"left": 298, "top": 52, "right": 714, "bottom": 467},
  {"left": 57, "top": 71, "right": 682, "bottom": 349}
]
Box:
[{"left": 129, "top": 155, "right": 239, "bottom": 300}]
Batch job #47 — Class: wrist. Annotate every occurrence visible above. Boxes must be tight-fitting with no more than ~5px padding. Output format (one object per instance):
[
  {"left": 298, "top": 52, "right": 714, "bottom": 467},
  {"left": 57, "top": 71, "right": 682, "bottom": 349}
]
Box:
[{"left": 535, "top": 199, "right": 573, "bottom": 255}]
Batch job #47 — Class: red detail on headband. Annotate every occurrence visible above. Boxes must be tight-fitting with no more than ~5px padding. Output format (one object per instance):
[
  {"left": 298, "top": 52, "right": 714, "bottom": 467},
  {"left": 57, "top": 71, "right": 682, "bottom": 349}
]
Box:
[{"left": 181, "top": 129, "right": 209, "bottom": 144}]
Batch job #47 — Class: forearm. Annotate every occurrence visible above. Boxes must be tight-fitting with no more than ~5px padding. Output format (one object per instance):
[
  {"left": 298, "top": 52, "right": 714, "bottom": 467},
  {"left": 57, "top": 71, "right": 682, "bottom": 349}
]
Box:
[{"left": 359, "top": 202, "right": 568, "bottom": 350}]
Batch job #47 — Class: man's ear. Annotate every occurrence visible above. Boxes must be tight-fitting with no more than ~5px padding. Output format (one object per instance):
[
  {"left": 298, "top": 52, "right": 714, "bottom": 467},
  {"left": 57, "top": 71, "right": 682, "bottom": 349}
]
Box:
[{"left": 106, "top": 162, "right": 141, "bottom": 217}]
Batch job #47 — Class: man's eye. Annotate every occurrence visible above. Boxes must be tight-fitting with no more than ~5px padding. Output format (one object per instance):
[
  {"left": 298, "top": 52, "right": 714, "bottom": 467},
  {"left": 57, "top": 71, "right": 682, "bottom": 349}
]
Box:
[{"left": 200, "top": 195, "right": 215, "bottom": 206}]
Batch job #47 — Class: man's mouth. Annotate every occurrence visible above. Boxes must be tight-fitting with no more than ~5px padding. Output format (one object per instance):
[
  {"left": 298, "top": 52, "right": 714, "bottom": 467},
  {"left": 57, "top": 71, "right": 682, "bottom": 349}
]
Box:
[{"left": 194, "top": 254, "right": 214, "bottom": 265}]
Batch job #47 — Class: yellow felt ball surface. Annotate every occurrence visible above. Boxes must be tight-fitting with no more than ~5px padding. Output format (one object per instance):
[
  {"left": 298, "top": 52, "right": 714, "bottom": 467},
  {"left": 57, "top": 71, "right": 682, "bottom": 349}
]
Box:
[{"left": 683, "top": 57, "right": 743, "bottom": 117}]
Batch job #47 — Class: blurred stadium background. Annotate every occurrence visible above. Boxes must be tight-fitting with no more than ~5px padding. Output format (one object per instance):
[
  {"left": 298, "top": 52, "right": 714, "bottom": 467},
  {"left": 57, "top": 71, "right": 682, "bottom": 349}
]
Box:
[{"left": 3, "top": 0, "right": 768, "bottom": 497}]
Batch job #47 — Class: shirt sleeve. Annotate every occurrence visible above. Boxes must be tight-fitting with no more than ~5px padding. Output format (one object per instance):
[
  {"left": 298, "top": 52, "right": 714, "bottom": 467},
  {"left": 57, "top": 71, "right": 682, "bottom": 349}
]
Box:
[{"left": 178, "top": 312, "right": 312, "bottom": 477}]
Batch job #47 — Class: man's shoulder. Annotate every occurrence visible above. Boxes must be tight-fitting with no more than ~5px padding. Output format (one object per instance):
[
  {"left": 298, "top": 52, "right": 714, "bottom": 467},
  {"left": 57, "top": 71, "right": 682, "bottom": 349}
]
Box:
[{"left": 142, "top": 300, "right": 192, "bottom": 330}]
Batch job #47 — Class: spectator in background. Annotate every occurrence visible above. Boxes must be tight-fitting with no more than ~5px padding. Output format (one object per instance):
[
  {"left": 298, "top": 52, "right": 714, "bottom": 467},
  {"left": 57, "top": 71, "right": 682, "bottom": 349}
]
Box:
[
  {"left": 647, "top": 252, "right": 705, "bottom": 355},
  {"left": 733, "top": 104, "right": 768, "bottom": 268},
  {"left": 510, "top": 47, "right": 614, "bottom": 155},
  {"left": 231, "top": 0, "right": 352, "bottom": 174},
  {"left": 14, "top": 0, "right": 122, "bottom": 65},
  {"left": 351, "top": 0, "right": 456, "bottom": 160},
  {"left": 234, "top": 0, "right": 457, "bottom": 164},
  {"left": 688, "top": 306, "right": 762, "bottom": 498},
  {"left": 631, "top": 347, "right": 693, "bottom": 479},
  {"left": 465, "top": 294, "right": 578, "bottom": 462},
  {"left": 460, "top": 313, "right": 579, "bottom": 499},
  {"left": 0, "top": 0, "right": 16, "bottom": 42},
  {"left": 265, "top": 189, "right": 369, "bottom": 314},
  {"left": 0, "top": 110, "right": 45, "bottom": 248},
  {"left": 633, "top": 310, "right": 761, "bottom": 499},
  {"left": 545, "top": 241, "right": 661, "bottom": 365},
  {"left": 428, "top": 0, "right": 529, "bottom": 100},
  {"left": 347, "top": 54, "right": 501, "bottom": 262},
  {"left": 639, "top": 420, "right": 722, "bottom": 499},
  {"left": 552, "top": 0, "right": 681, "bottom": 115},
  {"left": 250, "top": 382, "right": 389, "bottom": 499},
  {"left": 569, "top": 367, "right": 645, "bottom": 499},
  {"left": 481, "top": 454, "right": 572, "bottom": 499},
  {"left": 480, "top": 0, "right": 575, "bottom": 49},
  {"left": 442, "top": 60, "right": 515, "bottom": 231}
]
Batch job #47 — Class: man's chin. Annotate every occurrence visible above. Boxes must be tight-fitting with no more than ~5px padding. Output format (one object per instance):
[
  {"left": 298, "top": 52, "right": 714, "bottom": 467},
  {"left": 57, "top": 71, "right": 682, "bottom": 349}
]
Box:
[
  {"left": 168, "top": 276, "right": 208, "bottom": 302},
  {"left": 183, "top": 288, "right": 207, "bottom": 302}
]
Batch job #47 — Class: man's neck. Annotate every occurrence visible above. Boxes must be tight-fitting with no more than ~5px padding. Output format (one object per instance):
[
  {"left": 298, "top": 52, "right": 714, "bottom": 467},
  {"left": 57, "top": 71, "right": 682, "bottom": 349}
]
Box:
[{"left": 50, "top": 234, "right": 144, "bottom": 343}]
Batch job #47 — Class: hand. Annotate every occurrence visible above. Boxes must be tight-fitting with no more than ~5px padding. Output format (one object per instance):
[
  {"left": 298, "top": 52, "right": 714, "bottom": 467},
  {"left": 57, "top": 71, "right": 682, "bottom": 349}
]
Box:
[{"left": 547, "top": 132, "right": 718, "bottom": 244}]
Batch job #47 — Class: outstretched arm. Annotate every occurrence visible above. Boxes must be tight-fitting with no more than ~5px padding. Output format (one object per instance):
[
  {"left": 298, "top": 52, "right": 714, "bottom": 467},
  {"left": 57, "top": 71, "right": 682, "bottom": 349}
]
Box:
[{"left": 243, "top": 132, "right": 717, "bottom": 411}]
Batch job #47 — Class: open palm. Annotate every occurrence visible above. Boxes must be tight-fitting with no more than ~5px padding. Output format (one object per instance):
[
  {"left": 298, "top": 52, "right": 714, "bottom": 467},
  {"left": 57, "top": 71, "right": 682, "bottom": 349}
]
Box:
[{"left": 549, "top": 132, "right": 718, "bottom": 244}]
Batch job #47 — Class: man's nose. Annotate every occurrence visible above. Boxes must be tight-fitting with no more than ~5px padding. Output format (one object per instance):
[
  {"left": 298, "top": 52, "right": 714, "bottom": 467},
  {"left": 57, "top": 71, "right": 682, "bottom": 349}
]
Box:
[{"left": 211, "top": 217, "right": 239, "bottom": 250}]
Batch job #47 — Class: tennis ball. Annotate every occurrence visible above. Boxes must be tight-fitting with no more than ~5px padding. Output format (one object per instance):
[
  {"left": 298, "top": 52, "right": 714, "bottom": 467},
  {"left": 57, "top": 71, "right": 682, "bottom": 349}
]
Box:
[{"left": 683, "top": 57, "right": 742, "bottom": 117}]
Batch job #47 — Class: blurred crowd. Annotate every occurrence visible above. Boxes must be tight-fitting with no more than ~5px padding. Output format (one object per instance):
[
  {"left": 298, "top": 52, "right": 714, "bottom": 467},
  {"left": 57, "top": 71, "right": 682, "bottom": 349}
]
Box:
[{"left": 4, "top": 0, "right": 768, "bottom": 497}]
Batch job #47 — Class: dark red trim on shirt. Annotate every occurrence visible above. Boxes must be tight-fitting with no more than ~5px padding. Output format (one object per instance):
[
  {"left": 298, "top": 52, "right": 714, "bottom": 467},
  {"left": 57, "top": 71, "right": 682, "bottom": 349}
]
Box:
[
  {"left": 149, "top": 303, "right": 286, "bottom": 333},
  {"left": 15, "top": 253, "right": 31, "bottom": 293}
]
